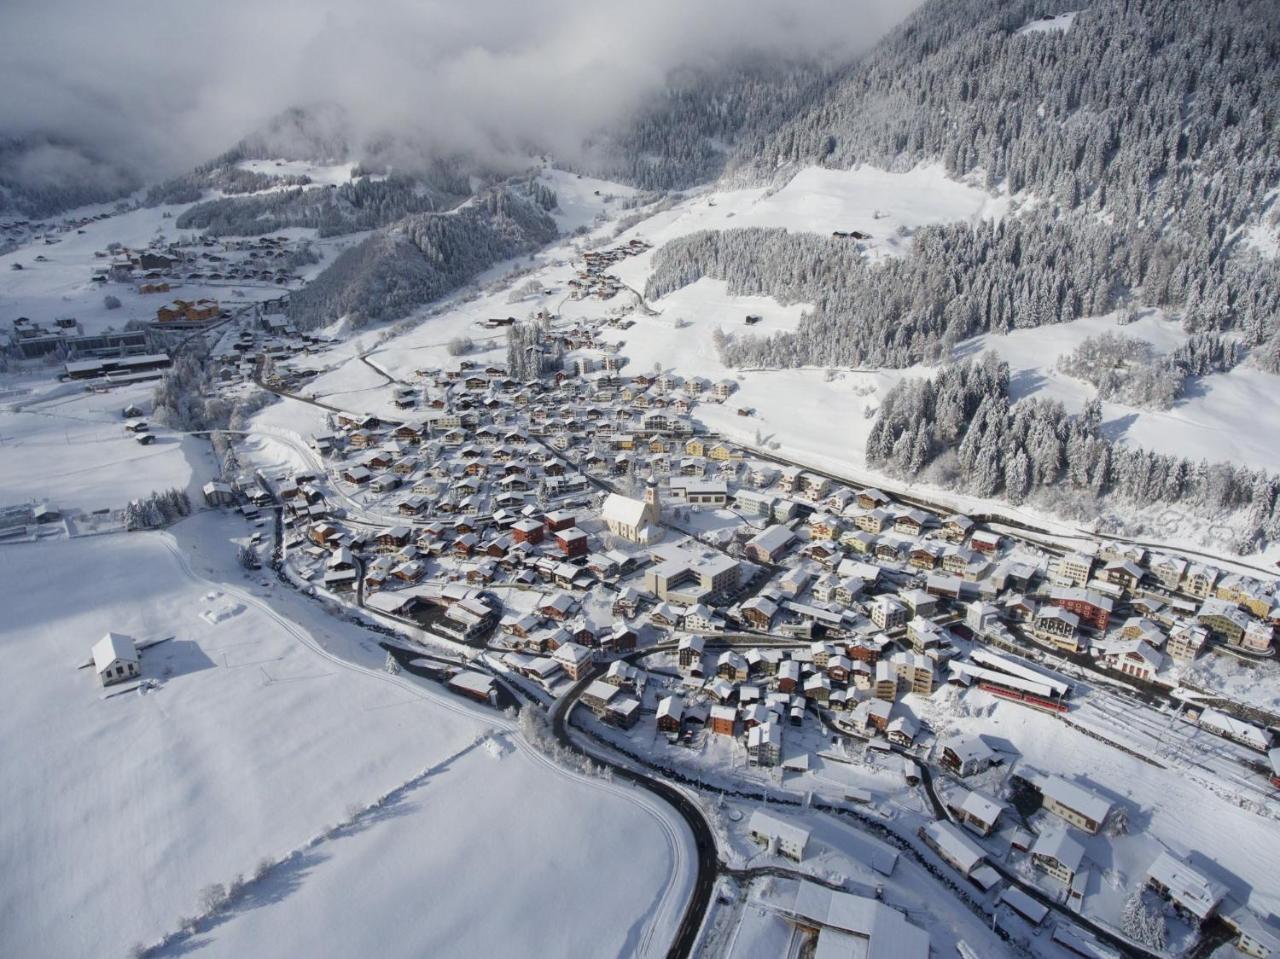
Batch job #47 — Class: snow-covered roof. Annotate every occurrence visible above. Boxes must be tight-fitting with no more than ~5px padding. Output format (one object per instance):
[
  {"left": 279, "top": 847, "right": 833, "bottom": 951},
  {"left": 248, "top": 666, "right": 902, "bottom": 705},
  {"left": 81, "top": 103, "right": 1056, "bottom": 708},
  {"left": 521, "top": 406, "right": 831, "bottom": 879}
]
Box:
[
  {"left": 779, "top": 882, "right": 929, "bottom": 959},
  {"left": 1145, "top": 850, "right": 1227, "bottom": 920},
  {"left": 922, "top": 821, "right": 986, "bottom": 874},
  {"left": 1037, "top": 774, "right": 1113, "bottom": 824},
  {"left": 92, "top": 632, "right": 138, "bottom": 674},
  {"left": 601, "top": 492, "right": 649, "bottom": 527},
  {"left": 1032, "top": 825, "right": 1085, "bottom": 873},
  {"left": 748, "top": 809, "right": 809, "bottom": 850}
]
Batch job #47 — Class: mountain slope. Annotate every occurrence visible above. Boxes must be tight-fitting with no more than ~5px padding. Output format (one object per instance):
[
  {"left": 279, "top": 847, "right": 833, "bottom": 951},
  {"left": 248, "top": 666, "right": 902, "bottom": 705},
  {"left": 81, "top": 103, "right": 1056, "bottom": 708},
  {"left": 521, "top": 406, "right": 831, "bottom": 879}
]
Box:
[{"left": 286, "top": 183, "right": 558, "bottom": 330}]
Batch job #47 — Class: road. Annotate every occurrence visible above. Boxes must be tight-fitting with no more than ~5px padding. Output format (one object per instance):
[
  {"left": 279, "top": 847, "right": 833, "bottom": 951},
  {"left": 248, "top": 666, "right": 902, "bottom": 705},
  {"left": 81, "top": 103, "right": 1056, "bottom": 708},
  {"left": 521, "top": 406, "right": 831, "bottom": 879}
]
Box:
[{"left": 550, "top": 667, "right": 719, "bottom": 959}]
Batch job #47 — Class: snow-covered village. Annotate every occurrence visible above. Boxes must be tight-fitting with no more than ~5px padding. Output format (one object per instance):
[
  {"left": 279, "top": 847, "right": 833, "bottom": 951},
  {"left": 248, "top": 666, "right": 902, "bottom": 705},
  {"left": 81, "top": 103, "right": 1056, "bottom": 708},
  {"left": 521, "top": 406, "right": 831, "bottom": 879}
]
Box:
[{"left": 3, "top": 3, "right": 1280, "bottom": 959}]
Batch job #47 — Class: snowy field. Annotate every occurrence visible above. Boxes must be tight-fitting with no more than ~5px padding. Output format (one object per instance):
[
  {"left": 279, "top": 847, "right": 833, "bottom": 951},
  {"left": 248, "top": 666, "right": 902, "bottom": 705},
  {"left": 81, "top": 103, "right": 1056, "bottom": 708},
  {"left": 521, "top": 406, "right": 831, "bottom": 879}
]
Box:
[
  {"left": 0, "top": 379, "right": 205, "bottom": 512},
  {"left": 0, "top": 517, "right": 689, "bottom": 959}
]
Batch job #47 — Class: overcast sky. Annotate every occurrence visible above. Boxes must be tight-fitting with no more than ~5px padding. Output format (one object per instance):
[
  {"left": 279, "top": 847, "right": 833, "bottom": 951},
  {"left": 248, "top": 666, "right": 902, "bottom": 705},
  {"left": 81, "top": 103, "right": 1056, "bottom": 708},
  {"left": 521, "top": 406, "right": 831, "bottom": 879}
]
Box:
[{"left": 0, "top": 0, "right": 917, "bottom": 181}]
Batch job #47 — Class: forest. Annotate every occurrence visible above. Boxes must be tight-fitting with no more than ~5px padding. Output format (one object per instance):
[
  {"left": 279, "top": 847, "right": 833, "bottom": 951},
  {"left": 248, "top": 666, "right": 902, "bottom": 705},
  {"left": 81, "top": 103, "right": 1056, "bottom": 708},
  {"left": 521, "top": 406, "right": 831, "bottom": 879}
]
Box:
[{"left": 868, "top": 354, "right": 1280, "bottom": 550}]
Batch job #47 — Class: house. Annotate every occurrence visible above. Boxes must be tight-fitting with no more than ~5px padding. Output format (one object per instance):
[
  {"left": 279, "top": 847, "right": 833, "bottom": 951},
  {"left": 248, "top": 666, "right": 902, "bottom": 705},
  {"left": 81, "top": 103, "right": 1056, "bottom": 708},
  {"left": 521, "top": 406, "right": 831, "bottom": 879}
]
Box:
[
  {"left": 942, "top": 514, "right": 974, "bottom": 542},
  {"left": 748, "top": 809, "right": 809, "bottom": 861},
  {"left": 937, "top": 734, "right": 999, "bottom": 777},
  {"left": 1031, "top": 826, "right": 1086, "bottom": 885},
  {"left": 740, "top": 595, "right": 777, "bottom": 630},
  {"left": 1102, "top": 559, "right": 1145, "bottom": 592},
  {"left": 1197, "top": 598, "right": 1251, "bottom": 646},
  {"left": 446, "top": 671, "right": 496, "bottom": 704},
  {"left": 1048, "top": 586, "right": 1113, "bottom": 631},
  {"left": 1104, "top": 640, "right": 1165, "bottom": 682},
  {"left": 1167, "top": 621, "right": 1209, "bottom": 660},
  {"left": 511, "top": 518, "right": 544, "bottom": 545},
  {"left": 954, "top": 790, "right": 1003, "bottom": 836},
  {"left": 1032, "top": 606, "right": 1082, "bottom": 653},
  {"left": 887, "top": 714, "right": 919, "bottom": 746},
  {"left": 1055, "top": 552, "right": 1094, "bottom": 587},
  {"left": 656, "top": 695, "right": 684, "bottom": 733},
  {"left": 555, "top": 527, "right": 589, "bottom": 558},
  {"left": 92, "top": 632, "right": 140, "bottom": 686},
  {"left": 677, "top": 634, "right": 705, "bottom": 670},
  {"left": 921, "top": 821, "right": 987, "bottom": 878},
  {"left": 873, "top": 661, "right": 898, "bottom": 701},
  {"left": 747, "top": 721, "right": 783, "bottom": 766},
  {"left": 1145, "top": 850, "right": 1227, "bottom": 925},
  {"left": 744, "top": 525, "right": 795, "bottom": 564},
  {"left": 891, "top": 651, "right": 935, "bottom": 696},
  {"left": 869, "top": 597, "right": 907, "bottom": 631},
  {"left": 605, "top": 697, "right": 641, "bottom": 728},
  {"left": 201, "top": 481, "right": 236, "bottom": 507},
  {"left": 552, "top": 641, "right": 593, "bottom": 680},
  {"left": 581, "top": 679, "right": 621, "bottom": 716},
  {"left": 710, "top": 704, "right": 737, "bottom": 736},
  {"left": 1033, "top": 774, "right": 1113, "bottom": 834}
]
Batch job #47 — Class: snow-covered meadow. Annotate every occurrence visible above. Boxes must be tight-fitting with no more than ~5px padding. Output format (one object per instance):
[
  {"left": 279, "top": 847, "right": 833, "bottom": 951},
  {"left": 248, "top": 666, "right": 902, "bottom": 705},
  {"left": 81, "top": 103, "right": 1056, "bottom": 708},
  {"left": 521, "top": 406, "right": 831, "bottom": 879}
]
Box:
[{"left": 0, "top": 516, "right": 690, "bottom": 959}]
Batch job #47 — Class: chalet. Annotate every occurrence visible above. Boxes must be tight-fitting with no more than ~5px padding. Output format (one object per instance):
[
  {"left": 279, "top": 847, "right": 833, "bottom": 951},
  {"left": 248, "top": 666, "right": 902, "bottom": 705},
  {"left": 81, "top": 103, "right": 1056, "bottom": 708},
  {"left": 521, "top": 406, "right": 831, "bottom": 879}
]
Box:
[
  {"left": 447, "top": 671, "right": 496, "bottom": 704},
  {"left": 201, "top": 481, "right": 236, "bottom": 507},
  {"left": 92, "top": 632, "right": 140, "bottom": 686},
  {"left": 1026, "top": 772, "right": 1113, "bottom": 834},
  {"left": 1032, "top": 606, "right": 1082, "bottom": 652},
  {"left": 710, "top": 704, "right": 737, "bottom": 736},
  {"left": 744, "top": 525, "right": 795, "bottom": 564},
  {"left": 747, "top": 721, "right": 783, "bottom": 766},
  {"left": 887, "top": 715, "right": 919, "bottom": 747},
  {"left": 1048, "top": 586, "right": 1113, "bottom": 632},
  {"left": 552, "top": 642, "right": 594, "bottom": 681},
  {"left": 555, "top": 527, "right": 589, "bottom": 558},
  {"left": 855, "top": 508, "right": 891, "bottom": 534},
  {"left": 748, "top": 810, "right": 808, "bottom": 861},
  {"left": 952, "top": 789, "right": 1003, "bottom": 837},
  {"left": 1145, "top": 850, "right": 1227, "bottom": 926},
  {"left": 921, "top": 821, "right": 987, "bottom": 879},
  {"left": 637, "top": 690, "right": 683, "bottom": 738},
  {"left": 937, "top": 734, "right": 999, "bottom": 777},
  {"left": 740, "top": 596, "right": 777, "bottom": 630},
  {"left": 677, "top": 634, "right": 705, "bottom": 669},
  {"left": 970, "top": 530, "right": 1001, "bottom": 554},
  {"left": 1031, "top": 826, "right": 1086, "bottom": 885},
  {"left": 539, "top": 592, "right": 577, "bottom": 622},
  {"left": 581, "top": 679, "right": 621, "bottom": 716},
  {"left": 942, "top": 514, "right": 974, "bottom": 543},
  {"left": 1183, "top": 564, "right": 1219, "bottom": 599},
  {"left": 1102, "top": 559, "right": 1145, "bottom": 592}
]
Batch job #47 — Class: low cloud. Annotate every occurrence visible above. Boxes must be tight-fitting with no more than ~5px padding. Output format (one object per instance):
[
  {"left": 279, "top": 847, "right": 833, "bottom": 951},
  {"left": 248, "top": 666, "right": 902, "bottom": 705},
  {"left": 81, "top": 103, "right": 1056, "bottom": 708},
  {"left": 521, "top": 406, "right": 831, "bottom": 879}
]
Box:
[{"left": 0, "top": 0, "right": 917, "bottom": 181}]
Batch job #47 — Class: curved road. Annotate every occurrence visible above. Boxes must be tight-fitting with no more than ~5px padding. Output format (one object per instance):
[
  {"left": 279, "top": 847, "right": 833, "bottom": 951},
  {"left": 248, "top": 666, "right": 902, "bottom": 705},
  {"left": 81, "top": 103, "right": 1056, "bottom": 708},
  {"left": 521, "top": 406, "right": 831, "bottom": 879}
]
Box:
[{"left": 550, "top": 666, "right": 719, "bottom": 959}]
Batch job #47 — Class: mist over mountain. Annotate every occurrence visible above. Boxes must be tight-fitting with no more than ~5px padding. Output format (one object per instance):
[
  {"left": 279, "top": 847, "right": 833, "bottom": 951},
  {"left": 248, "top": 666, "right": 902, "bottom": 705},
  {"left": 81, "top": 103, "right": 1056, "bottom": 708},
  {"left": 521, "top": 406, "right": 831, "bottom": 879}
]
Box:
[{"left": 0, "top": 0, "right": 913, "bottom": 218}]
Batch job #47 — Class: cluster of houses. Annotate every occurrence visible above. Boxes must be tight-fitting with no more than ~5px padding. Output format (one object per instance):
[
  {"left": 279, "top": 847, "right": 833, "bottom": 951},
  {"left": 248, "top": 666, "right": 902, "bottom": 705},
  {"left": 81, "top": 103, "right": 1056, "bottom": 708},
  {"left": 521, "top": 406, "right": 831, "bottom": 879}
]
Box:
[
  {"left": 93, "top": 234, "right": 304, "bottom": 290},
  {"left": 567, "top": 239, "right": 650, "bottom": 300},
  {"left": 222, "top": 324, "right": 1280, "bottom": 769},
  {"left": 187, "top": 285, "right": 1280, "bottom": 959},
  {"left": 921, "top": 735, "right": 1279, "bottom": 958}
]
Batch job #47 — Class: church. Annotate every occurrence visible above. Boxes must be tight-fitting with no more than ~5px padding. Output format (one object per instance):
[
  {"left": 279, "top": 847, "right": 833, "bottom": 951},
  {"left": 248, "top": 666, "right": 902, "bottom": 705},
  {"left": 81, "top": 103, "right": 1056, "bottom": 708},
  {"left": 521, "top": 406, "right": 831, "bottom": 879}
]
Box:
[{"left": 601, "top": 481, "right": 662, "bottom": 544}]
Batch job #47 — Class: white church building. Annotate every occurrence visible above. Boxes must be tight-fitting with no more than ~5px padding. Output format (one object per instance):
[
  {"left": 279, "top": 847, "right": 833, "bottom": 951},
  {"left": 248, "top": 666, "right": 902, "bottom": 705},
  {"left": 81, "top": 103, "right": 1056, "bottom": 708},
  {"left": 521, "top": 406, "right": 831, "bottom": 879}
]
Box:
[{"left": 601, "top": 482, "right": 662, "bottom": 544}]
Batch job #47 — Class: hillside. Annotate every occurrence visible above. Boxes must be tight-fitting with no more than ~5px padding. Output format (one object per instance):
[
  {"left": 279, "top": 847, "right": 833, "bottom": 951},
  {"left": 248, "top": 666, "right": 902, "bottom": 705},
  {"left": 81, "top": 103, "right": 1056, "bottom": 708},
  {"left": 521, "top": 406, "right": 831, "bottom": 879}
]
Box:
[{"left": 285, "top": 182, "right": 558, "bottom": 329}]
